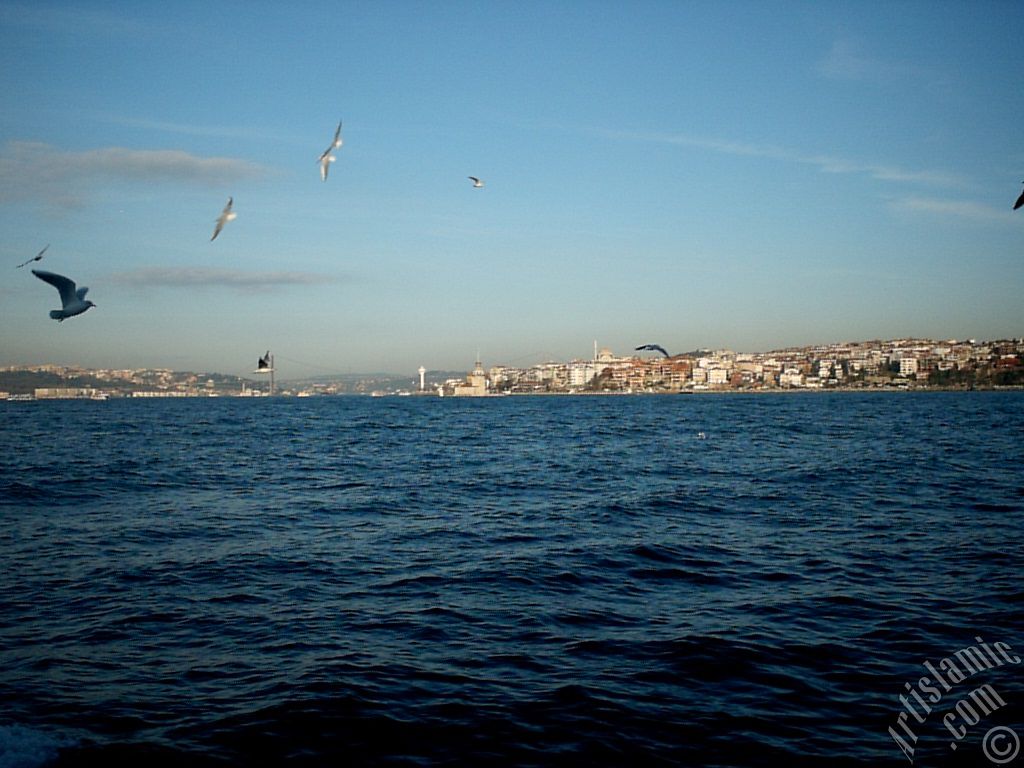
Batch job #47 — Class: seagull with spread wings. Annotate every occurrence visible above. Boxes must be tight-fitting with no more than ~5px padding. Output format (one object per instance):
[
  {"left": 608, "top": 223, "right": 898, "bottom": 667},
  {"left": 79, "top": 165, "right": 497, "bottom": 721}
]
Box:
[
  {"left": 635, "top": 344, "right": 670, "bottom": 357},
  {"left": 32, "top": 269, "right": 96, "bottom": 321},
  {"left": 16, "top": 244, "right": 49, "bottom": 269},
  {"left": 211, "top": 197, "right": 236, "bottom": 241},
  {"left": 319, "top": 120, "right": 343, "bottom": 181}
]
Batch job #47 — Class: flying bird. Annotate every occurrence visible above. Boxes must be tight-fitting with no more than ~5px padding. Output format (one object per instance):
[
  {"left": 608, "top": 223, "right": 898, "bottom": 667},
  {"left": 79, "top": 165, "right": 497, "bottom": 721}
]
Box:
[
  {"left": 318, "top": 121, "right": 343, "bottom": 181},
  {"left": 32, "top": 269, "right": 96, "bottom": 321},
  {"left": 468, "top": 176, "right": 484, "bottom": 188},
  {"left": 211, "top": 197, "right": 236, "bottom": 241},
  {"left": 635, "top": 344, "right": 670, "bottom": 357},
  {"left": 16, "top": 244, "right": 49, "bottom": 269},
  {"left": 1014, "top": 183, "right": 1024, "bottom": 211}
]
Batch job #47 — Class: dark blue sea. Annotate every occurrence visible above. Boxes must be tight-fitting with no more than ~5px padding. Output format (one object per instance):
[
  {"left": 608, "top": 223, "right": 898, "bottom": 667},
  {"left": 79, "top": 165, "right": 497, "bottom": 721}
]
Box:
[{"left": 1, "top": 393, "right": 1022, "bottom": 768}]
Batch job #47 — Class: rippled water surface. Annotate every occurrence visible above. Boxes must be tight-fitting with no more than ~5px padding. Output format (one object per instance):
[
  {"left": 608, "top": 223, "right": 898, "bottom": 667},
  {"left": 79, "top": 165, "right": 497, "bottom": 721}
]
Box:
[{"left": 1, "top": 393, "right": 1022, "bottom": 767}]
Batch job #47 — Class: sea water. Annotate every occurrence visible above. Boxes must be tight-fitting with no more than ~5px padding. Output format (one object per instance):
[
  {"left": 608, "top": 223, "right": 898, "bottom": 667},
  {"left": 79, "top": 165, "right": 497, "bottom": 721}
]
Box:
[{"left": 1, "top": 393, "right": 1021, "bottom": 766}]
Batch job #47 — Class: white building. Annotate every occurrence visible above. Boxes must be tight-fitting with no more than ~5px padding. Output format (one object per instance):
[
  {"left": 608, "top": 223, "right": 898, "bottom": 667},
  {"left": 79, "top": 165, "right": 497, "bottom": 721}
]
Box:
[
  {"left": 780, "top": 368, "right": 804, "bottom": 387},
  {"left": 708, "top": 368, "right": 730, "bottom": 386},
  {"left": 568, "top": 360, "right": 601, "bottom": 388},
  {"left": 450, "top": 357, "right": 489, "bottom": 397}
]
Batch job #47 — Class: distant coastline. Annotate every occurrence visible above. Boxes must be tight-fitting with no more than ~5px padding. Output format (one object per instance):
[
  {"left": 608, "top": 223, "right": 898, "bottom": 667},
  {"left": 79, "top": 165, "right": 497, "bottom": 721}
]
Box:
[
  {"left": 4, "top": 388, "right": 1024, "bottom": 403},
  {"left": 2, "top": 335, "right": 1021, "bottom": 400}
]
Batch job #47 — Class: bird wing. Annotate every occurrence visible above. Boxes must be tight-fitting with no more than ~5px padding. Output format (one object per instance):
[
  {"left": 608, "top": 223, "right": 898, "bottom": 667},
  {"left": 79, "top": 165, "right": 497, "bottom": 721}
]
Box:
[
  {"left": 76, "top": 286, "right": 89, "bottom": 300},
  {"left": 635, "top": 344, "right": 670, "bottom": 356},
  {"left": 15, "top": 244, "right": 48, "bottom": 269},
  {"left": 32, "top": 269, "right": 77, "bottom": 306},
  {"left": 211, "top": 198, "right": 233, "bottom": 240},
  {"left": 468, "top": 176, "right": 479, "bottom": 183},
  {"left": 321, "top": 122, "right": 342, "bottom": 158},
  {"left": 1014, "top": 189, "right": 1024, "bottom": 210}
]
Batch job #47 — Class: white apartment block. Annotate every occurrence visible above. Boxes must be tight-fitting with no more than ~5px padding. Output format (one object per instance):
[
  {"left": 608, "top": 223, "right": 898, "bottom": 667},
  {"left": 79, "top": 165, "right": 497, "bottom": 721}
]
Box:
[
  {"left": 568, "top": 361, "right": 600, "bottom": 387},
  {"left": 780, "top": 368, "right": 804, "bottom": 387},
  {"left": 708, "top": 368, "right": 729, "bottom": 386}
]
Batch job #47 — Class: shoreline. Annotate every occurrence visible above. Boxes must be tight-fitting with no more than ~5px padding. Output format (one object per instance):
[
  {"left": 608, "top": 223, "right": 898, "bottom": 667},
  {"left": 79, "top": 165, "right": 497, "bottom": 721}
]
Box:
[{"left": 6, "top": 386, "right": 1024, "bottom": 402}]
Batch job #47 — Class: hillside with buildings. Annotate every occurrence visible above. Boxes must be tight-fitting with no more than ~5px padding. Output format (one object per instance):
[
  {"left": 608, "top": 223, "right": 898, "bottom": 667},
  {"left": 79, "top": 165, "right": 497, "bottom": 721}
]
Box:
[{"left": 443, "top": 338, "right": 1024, "bottom": 396}]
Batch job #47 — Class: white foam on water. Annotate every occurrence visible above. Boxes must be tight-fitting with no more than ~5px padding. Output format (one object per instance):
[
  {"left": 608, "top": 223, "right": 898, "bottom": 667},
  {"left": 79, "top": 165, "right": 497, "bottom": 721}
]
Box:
[{"left": 0, "top": 725, "right": 70, "bottom": 768}]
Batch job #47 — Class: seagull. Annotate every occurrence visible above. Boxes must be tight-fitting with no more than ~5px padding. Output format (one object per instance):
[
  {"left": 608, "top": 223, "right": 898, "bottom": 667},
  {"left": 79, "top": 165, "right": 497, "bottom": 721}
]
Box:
[
  {"left": 318, "top": 121, "right": 343, "bottom": 181},
  {"left": 211, "top": 196, "right": 236, "bottom": 241},
  {"left": 318, "top": 151, "right": 335, "bottom": 181},
  {"left": 635, "top": 344, "right": 670, "bottom": 357},
  {"left": 16, "top": 244, "right": 49, "bottom": 269},
  {"left": 1014, "top": 183, "right": 1024, "bottom": 211},
  {"left": 468, "top": 176, "right": 484, "bottom": 188},
  {"left": 32, "top": 269, "right": 95, "bottom": 321}
]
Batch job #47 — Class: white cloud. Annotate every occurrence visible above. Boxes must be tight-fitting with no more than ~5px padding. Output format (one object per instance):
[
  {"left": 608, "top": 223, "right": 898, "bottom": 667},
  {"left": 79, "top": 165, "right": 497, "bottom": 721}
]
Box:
[
  {"left": 601, "top": 129, "right": 966, "bottom": 188},
  {"left": 0, "top": 141, "right": 266, "bottom": 208},
  {"left": 819, "top": 40, "right": 886, "bottom": 80},
  {"left": 112, "top": 267, "right": 337, "bottom": 293},
  {"left": 818, "top": 39, "right": 931, "bottom": 83},
  {"left": 890, "top": 196, "right": 1011, "bottom": 222}
]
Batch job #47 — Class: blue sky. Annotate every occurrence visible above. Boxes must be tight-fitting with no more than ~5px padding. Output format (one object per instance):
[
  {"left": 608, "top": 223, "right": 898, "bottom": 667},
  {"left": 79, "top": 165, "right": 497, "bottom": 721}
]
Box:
[{"left": 1, "top": 1, "right": 1021, "bottom": 377}]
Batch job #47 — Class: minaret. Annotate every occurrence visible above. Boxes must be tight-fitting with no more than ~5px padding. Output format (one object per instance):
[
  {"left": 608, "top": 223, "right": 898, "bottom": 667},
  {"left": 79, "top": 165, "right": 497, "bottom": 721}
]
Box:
[{"left": 418, "top": 366, "right": 426, "bottom": 392}]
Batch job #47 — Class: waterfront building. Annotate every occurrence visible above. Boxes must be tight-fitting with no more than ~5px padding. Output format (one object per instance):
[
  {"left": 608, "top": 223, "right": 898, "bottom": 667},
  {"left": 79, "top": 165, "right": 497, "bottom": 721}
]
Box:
[
  {"left": 34, "top": 387, "right": 99, "bottom": 399},
  {"left": 450, "top": 356, "right": 489, "bottom": 397},
  {"left": 568, "top": 360, "right": 600, "bottom": 388},
  {"left": 780, "top": 368, "right": 804, "bottom": 388},
  {"left": 708, "top": 368, "right": 730, "bottom": 387}
]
